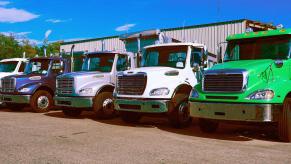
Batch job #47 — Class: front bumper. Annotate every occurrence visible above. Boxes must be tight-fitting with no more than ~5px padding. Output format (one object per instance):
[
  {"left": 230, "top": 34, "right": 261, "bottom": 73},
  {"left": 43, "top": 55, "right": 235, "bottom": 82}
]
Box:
[
  {"left": 0, "top": 94, "right": 31, "bottom": 104},
  {"left": 114, "top": 98, "right": 170, "bottom": 113},
  {"left": 54, "top": 96, "right": 93, "bottom": 108},
  {"left": 189, "top": 101, "right": 282, "bottom": 122}
]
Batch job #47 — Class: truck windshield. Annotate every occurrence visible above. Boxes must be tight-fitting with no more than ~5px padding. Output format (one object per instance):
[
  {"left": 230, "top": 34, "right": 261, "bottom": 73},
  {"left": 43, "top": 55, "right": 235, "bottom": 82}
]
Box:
[
  {"left": 82, "top": 53, "right": 115, "bottom": 72},
  {"left": 142, "top": 46, "right": 188, "bottom": 69},
  {"left": 24, "top": 59, "right": 50, "bottom": 75},
  {"left": 0, "top": 61, "right": 18, "bottom": 72},
  {"left": 224, "top": 35, "right": 291, "bottom": 61}
]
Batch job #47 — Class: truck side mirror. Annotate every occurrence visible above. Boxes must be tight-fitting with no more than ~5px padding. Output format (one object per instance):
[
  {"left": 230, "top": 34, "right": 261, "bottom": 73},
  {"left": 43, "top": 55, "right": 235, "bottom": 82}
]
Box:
[
  {"left": 217, "top": 46, "right": 222, "bottom": 63},
  {"left": 192, "top": 63, "right": 199, "bottom": 72}
]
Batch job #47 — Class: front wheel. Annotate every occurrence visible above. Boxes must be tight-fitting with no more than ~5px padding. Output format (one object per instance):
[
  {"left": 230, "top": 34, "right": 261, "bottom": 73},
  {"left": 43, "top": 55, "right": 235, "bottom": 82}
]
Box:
[
  {"left": 62, "top": 109, "right": 82, "bottom": 117},
  {"left": 93, "top": 92, "right": 116, "bottom": 119},
  {"left": 30, "top": 90, "right": 53, "bottom": 113},
  {"left": 278, "top": 98, "right": 291, "bottom": 142},
  {"left": 168, "top": 101, "right": 192, "bottom": 128},
  {"left": 199, "top": 118, "right": 219, "bottom": 133},
  {"left": 120, "top": 111, "right": 141, "bottom": 123}
]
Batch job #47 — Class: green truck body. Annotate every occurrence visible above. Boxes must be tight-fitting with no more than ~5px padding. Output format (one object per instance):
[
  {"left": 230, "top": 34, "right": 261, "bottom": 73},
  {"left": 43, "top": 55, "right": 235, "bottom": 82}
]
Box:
[{"left": 189, "top": 28, "right": 291, "bottom": 142}]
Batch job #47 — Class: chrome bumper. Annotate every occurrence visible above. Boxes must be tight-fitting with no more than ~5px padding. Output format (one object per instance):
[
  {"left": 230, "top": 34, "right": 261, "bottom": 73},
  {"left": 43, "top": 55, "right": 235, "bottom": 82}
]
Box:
[
  {"left": 0, "top": 94, "right": 31, "bottom": 104},
  {"left": 189, "top": 102, "right": 282, "bottom": 122},
  {"left": 54, "top": 96, "right": 93, "bottom": 108}
]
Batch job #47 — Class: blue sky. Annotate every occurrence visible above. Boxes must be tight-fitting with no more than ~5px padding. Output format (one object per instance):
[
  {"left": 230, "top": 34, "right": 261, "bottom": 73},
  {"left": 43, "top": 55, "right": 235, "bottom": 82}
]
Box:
[{"left": 0, "top": 0, "right": 290, "bottom": 45}]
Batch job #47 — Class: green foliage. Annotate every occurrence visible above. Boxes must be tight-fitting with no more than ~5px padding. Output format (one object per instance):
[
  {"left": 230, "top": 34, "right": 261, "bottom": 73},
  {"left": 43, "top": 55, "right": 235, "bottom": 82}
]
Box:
[{"left": 0, "top": 34, "right": 61, "bottom": 59}]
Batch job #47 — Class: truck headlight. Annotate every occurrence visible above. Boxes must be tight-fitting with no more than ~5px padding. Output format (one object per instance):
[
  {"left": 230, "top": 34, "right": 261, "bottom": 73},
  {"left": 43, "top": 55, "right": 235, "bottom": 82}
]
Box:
[
  {"left": 150, "top": 88, "right": 170, "bottom": 96},
  {"left": 19, "top": 88, "right": 30, "bottom": 93},
  {"left": 247, "top": 90, "right": 274, "bottom": 100},
  {"left": 79, "top": 88, "right": 93, "bottom": 94},
  {"left": 190, "top": 88, "right": 199, "bottom": 98}
]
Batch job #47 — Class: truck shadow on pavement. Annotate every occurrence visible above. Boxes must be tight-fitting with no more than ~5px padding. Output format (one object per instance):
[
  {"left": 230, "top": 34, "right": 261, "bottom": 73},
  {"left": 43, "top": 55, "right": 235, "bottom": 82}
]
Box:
[{"left": 45, "top": 111, "right": 280, "bottom": 142}]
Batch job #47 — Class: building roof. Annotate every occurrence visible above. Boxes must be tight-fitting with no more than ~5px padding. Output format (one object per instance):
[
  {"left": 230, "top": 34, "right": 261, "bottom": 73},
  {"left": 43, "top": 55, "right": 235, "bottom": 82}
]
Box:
[
  {"left": 61, "top": 19, "right": 251, "bottom": 46},
  {"left": 226, "top": 28, "right": 291, "bottom": 41}
]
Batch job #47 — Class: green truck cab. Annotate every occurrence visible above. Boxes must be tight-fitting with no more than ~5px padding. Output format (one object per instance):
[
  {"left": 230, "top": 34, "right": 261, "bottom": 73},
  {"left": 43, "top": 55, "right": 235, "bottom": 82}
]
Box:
[{"left": 189, "top": 28, "right": 291, "bottom": 142}]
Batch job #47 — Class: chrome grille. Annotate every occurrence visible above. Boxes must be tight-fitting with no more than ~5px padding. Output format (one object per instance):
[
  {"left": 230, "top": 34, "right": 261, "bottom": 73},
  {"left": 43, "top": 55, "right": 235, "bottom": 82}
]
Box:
[
  {"left": 117, "top": 73, "right": 147, "bottom": 95},
  {"left": 203, "top": 71, "right": 245, "bottom": 92},
  {"left": 56, "top": 77, "right": 74, "bottom": 95},
  {"left": 1, "top": 78, "right": 16, "bottom": 93}
]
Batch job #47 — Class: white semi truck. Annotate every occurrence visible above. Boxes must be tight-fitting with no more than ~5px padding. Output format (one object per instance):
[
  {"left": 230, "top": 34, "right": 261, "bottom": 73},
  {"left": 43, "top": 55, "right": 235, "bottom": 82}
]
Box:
[
  {"left": 114, "top": 42, "right": 209, "bottom": 127},
  {"left": 54, "top": 51, "right": 136, "bottom": 118},
  {"left": 0, "top": 58, "right": 28, "bottom": 105}
]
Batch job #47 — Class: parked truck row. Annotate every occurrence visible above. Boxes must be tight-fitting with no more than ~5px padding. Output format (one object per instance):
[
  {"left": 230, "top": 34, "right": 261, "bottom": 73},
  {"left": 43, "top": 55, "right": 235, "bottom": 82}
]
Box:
[{"left": 0, "top": 28, "right": 290, "bottom": 142}]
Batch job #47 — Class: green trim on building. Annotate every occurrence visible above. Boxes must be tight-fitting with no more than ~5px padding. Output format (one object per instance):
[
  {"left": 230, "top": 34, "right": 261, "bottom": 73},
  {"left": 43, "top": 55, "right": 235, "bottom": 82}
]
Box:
[{"left": 226, "top": 28, "right": 291, "bottom": 41}]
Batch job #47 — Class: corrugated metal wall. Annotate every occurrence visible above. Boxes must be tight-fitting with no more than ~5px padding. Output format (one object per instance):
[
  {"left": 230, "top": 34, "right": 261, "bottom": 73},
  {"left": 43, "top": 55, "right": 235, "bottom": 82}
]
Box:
[
  {"left": 60, "top": 20, "right": 246, "bottom": 61},
  {"left": 162, "top": 21, "right": 246, "bottom": 61},
  {"left": 60, "top": 37, "right": 125, "bottom": 53}
]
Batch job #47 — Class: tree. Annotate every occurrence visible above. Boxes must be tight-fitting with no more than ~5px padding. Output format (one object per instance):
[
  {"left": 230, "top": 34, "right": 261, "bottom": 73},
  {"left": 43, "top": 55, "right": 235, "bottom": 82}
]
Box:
[
  {"left": 0, "top": 34, "right": 61, "bottom": 59},
  {"left": 0, "top": 34, "right": 22, "bottom": 59}
]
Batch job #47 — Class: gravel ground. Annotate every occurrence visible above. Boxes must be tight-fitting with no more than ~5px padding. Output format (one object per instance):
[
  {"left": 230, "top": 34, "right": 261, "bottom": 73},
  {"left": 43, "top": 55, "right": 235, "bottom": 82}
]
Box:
[{"left": 0, "top": 107, "right": 291, "bottom": 164}]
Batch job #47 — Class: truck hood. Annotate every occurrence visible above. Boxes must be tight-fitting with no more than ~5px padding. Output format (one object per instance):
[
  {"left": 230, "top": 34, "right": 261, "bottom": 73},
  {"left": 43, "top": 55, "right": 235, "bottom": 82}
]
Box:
[
  {"left": 0, "top": 72, "right": 14, "bottom": 79},
  {"left": 58, "top": 71, "right": 112, "bottom": 96},
  {"left": 59, "top": 71, "right": 102, "bottom": 78},
  {"left": 211, "top": 60, "right": 274, "bottom": 74},
  {"left": 1, "top": 74, "right": 45, "bottom": 92},
  {"left": 123, "top": 66, "right": 178, "bottom": 75},
  {"left": 121, "top": 66, "right": 191, "bottom": 99},
  {"left": 207, "top": 59, "right": 289, "bottom": 92}
]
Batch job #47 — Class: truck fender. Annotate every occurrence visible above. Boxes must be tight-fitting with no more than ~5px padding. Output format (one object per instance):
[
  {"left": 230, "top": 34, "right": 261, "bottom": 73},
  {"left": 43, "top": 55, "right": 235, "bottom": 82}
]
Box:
[
  {"left": 32, "top": 83, "right": 54, "bottom": 96},
  {"left": 168, "top": 84, "right": 192, "bottom": 113},
  {"left": 95, "top": 84, "right": 115, "bottom": 96}
]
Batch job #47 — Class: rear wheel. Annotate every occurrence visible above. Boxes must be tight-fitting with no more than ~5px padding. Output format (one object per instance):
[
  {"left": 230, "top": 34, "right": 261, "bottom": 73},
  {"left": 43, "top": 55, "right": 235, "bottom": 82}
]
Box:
[
  {"left": 168, "top": 101, "right": 192, "bottom": 128},
  {"left": 30, "top": 90, "right": 53, "bottom": 113},
  {"left": 93, "top": 92, "right": 116, "bottom": 119},
  {"left": 120, "top": 111, "right": 141, "bottom": 123},
  {"left": 199, "top": 118, "right": 219, "bottom": 133},
  {"left": 62, "top": 109, "right": 82, "bottom": 117},
  {"left": 278, "top": 98, "right": 291, "bottom": 142}
]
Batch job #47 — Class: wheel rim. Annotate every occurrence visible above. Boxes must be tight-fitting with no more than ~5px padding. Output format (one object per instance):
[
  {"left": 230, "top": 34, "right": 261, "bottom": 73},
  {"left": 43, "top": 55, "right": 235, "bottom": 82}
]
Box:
[
  {"left": 37, "top": 96, "right": 49, "bottom": 110},
  {"left": 178, "top": 103, "right": 190, "bottom": 122},
  {"left": 102, "top": 98, "right": 114, "bottom": 115}
]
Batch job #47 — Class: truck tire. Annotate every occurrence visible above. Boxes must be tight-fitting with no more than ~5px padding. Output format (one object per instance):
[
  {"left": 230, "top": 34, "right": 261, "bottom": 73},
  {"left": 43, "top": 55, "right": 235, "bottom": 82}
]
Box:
[
  {"left": 278, "top": 98, "right": 291, "bottom": 142},
  {"left": 93, "top": 92, "right": 116, "bottom": 119},
  {"left": 168, "top": 101, "right": 192, "bottom": 128},
  {"left": 120, "top": 111, "right": 141, "bottom": 123},
  {"left": 62, "top": 109, "right": 82, "bottom": 117},
  {"left": 30, "top": 90, "right": 53, "bottom": 113},
  {"left": 199, "top": 118, "right": 219, "bottom": 133},
  {"left": 6, "top": 103, "right": 24, "bottom": 111}
]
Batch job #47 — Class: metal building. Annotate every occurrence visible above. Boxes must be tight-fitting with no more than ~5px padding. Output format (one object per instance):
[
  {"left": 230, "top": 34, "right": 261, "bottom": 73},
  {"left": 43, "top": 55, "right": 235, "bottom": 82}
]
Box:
[{"left": 60, "top": 19, "right": 275, "bottom": 61}]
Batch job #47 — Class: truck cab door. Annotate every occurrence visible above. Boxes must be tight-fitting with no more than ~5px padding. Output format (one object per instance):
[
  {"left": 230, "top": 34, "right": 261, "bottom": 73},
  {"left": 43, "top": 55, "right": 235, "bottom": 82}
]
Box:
[
  {"left": 50, "top": 60, "right": 65, "bottom": 78},
  {"left": 111, "top": 54, "right": 130, "bottom": 84}
]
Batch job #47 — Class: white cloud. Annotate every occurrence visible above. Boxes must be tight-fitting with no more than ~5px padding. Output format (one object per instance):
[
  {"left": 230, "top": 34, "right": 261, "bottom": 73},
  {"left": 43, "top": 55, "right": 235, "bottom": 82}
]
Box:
[
  {"left": 115, "top": 24, "right": 136, "bottom": 32},
  {"left": 46, "top": 18, "right": 72, "bottom": 24},
  {"left": 0, "top": 7, "right": 39, "bottom": 23},
  {"left": 0, "top": 1, "right": 10, "bottom": 6}
]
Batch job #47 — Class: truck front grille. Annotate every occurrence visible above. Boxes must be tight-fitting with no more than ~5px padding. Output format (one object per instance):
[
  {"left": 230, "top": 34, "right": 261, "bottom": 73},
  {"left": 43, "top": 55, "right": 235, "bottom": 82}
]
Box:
[
  {"left": 203, "top": 71, "right": 245, "bottom": 92},
  {"left": 57, "top": 77, "right": 74, "bottom": 95},
  {"left": 1, "top": 78, "right": 15, "bottom": 93},
  {"left": 117, "top": 73, "right": 147, "bottom": 95}
]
